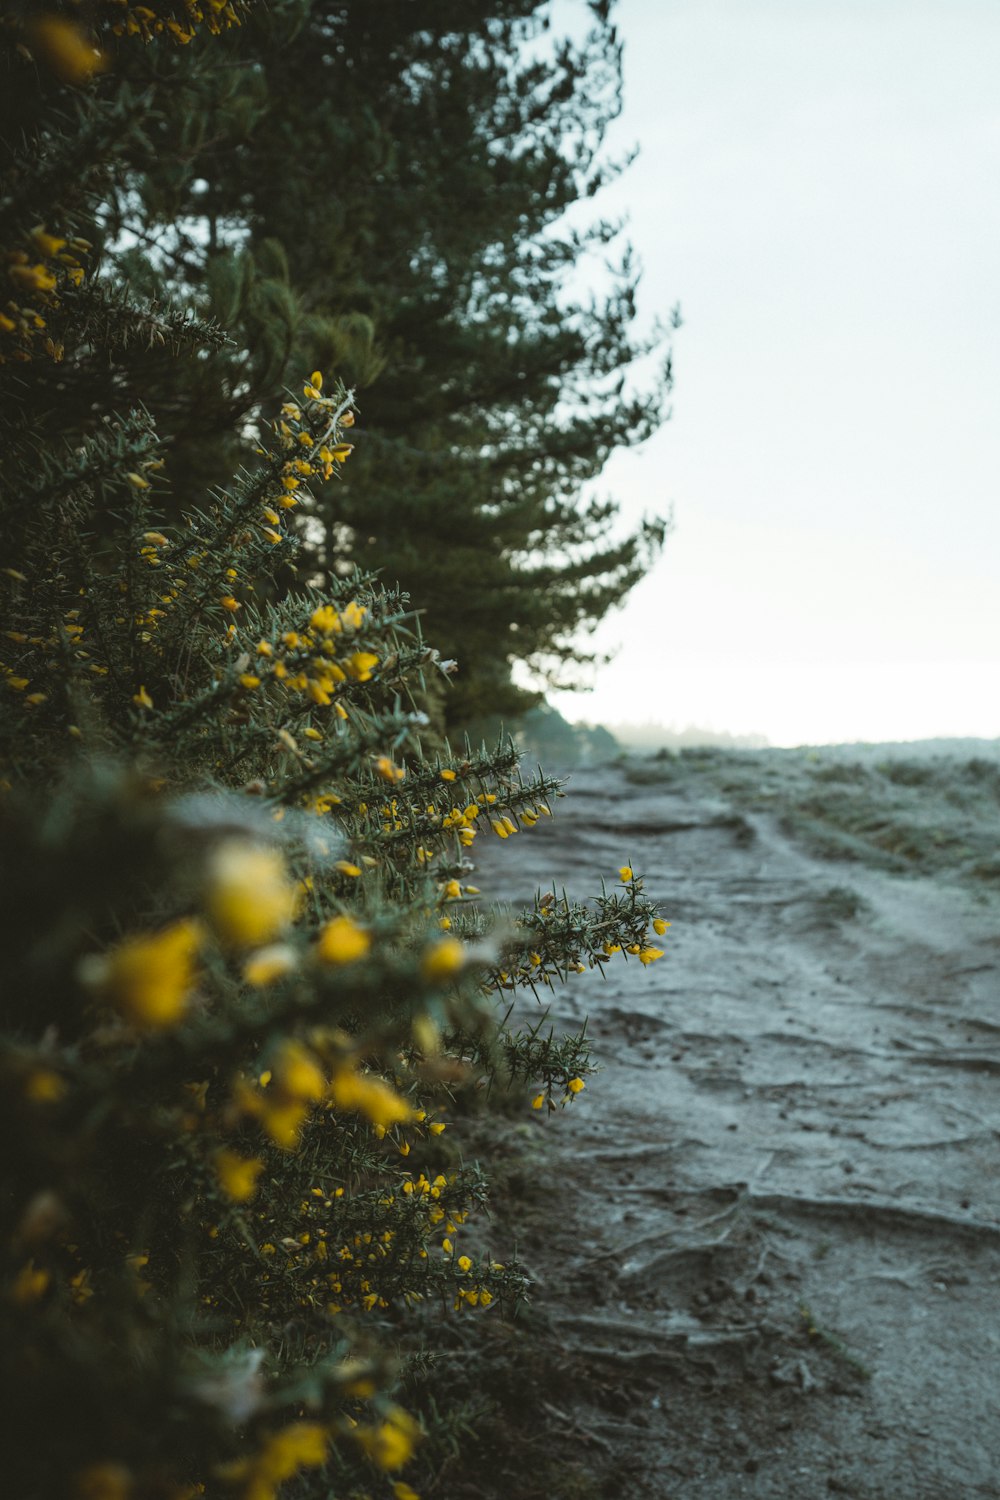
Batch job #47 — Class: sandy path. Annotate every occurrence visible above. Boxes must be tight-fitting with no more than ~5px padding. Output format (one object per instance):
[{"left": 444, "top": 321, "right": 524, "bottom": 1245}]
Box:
[{"left": 476, "top": 754, "right": 1000, "bottom": 1499}]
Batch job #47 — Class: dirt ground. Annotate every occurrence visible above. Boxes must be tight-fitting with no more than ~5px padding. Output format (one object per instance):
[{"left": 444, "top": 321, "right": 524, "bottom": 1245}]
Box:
[{"left": 471, "top": 745, "right": 1000, "bottom": 1500}]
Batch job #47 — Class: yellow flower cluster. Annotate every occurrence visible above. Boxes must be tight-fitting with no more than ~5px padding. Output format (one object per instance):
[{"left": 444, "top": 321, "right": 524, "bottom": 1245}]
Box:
[
  {"left": 246, "top": 1166, "right": 482, "bottom": 1319},
  {"left": 74, "top": 1462, "right": 132, "bottom": 1500},
  {"left": 21, "top": 16, "right": 108, "bottom": 82},
  {"left": 354, "top": 1406, "right": 421, "bottom": 1471},
  {"left": 206, "top": 841, "right": 297, "bottom": 949},
  {"left": 316, "top": 912, "right": 370, "bottom": 965},
  {"left": 374, "top": 788, "right": 549, "bottom": 861},
  {"left": 272, "top": 372, "right": 354, "bottom": 489},
  {"left": 245, "top": 598, "right": 378, "bottom": 713},
  {"left": 1, "top": 226, "right": 90, "bottom": 365},
  {"left": 242, "top": 943, "right": 296, "bottom": 987},
  {"left": 217, "top": 1421, "right": 328, "bottom": 1500},
  {"left": 328, "top": 1066, "right": 415, "bottom": 1128},
  {"left": 1, "top": 372, "right": 364, "bottom": 726},
  {"left": 107, "top": 0, "right": 247, "bottom": 46},
  {"left": 439, "top": 1231, "right": 498, "bottom": 1311},
  {"left": 421, "top": 935, "right": 465, "bottom": 981},
  {"left": 234, "top": 1040, "right": 326, "bottom": 1150},
  {"left": 80, "top": 918, "right": 202, "bottom": 1030},
  {"left": 214, "top": 1148, "right": 264, "bottom": 1203},
  {"left": 495, "top": 864, "right": 672, "bottom": 1001}
]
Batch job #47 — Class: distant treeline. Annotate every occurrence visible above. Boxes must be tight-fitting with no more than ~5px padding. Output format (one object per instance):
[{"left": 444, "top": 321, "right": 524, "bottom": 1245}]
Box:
[{"left": 610, "top": 722, "right": 771, "bottom": 752}]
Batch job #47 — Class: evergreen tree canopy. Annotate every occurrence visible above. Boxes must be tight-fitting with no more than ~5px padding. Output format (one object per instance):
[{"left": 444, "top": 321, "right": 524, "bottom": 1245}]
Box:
[{"left": 104, "top": 0, "right": 674, "bottom": 724}]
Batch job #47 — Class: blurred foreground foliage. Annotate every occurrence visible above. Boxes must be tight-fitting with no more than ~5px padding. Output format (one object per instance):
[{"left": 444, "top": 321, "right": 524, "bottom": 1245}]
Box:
[{"left": 0, "top": 5, "right": 668, "bottom": 1497}]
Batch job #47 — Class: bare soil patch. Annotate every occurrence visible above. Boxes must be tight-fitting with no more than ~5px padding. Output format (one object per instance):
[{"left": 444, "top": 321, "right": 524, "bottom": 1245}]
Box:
[{"left": 458, "top": 746, "right": 1000, "bottom": 1500}]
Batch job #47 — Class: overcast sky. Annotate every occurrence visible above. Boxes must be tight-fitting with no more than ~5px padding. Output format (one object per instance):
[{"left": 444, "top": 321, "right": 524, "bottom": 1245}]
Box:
[{"left": 550, "top": 0, "right": 1000, "bottom": 746}]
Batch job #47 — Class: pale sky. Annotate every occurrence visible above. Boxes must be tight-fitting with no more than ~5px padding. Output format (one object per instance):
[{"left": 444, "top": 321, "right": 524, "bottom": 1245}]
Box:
[{"left": 551, "top": 0, "right": 1000, "bottom": 746}]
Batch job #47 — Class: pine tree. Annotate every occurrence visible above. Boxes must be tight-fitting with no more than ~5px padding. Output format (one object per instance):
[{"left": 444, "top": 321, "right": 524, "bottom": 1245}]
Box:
[{"left": 100, "top": 0, "right": 674, "bottom": 725}]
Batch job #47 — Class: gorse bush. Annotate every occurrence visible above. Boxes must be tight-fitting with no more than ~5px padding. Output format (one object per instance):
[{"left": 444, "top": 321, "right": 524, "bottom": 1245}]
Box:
[{"left": 0, "top": 5, "right": 668, "bottom": 1498}]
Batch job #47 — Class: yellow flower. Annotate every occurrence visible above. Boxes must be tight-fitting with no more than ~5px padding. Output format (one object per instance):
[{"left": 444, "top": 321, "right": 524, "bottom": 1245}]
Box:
[
  {"left": 531, "top": 1093, "right": 545, "bottom": 1110},
  {"left": 30, "top": 225, "right": 67, "bottom": 257},
  {"left": 310, "top": 604, "right": 340, "bottom": 634},
  {"left": 238, "top": 1044, "right": 325, "bottom": 1150},
  {"left": 457, "top": 1254, "right": 472, "bottom": 1272},
  {"left": 329, "top": 1068, "right": 415, "bottom": 1127},
  {"left": 242, "top": 944, "right": 297, "bottom": 987},
  {"left": 74, "top": 1463, "right": 131, "bottom": 1500},
  {"left": 205, "top": 842, "right": 296, "bottom": 948},
  {"left": 335, "top": 860, "right": 361, "bottom": 878},
  {"left": 86, "top": 919, "right": 201, "bottom": 1030},
  {"left": 214, "top": 1149, "right": 264, "bottom": 1203},
  {"left": 267, "top": 1421, "right": 328, "bottom": 1474},
  {"left": 439, "top": 768, "right": 456, "bottom": 781},
  {"left": 236, "top": 1423, "right": 329, "bottom": 1491},
  {"left": 340, "top": 599, "right": 367, "bottom": 631},
  {"left": 12, "top": 1260, "right": 51, "bottom": 1304},
  {"left": 376, "top": 755, "right": 405, "bottom": 782},
  {"left": 653, "top": 917, "right": 671, "bottom": 935},
  {"left": 220, "top": 595, "right": 241, "bottom": 613},
  {"left": 275, "top": 1039, "right": 326, "bottom": 1102},
  {"left": 345, "top": 650, "right": 379, "bottom": 682},
  {"left": 259, "top": 1099, "right": 307, "bottom": 1151},
  {"left": 355, "top": 1405, "right": 420, "bottom": 1471},
  {"left": 9, "top": 262, "right": 59, "bottom": 293},
  {"left": 619, "top": 865, "right": 633, "bottom": 883},
  {"left": 421, "top": 936, "right": 464, "bottom": 981},
  {"left": 392, "top": 1483, "right": 421, "bottom": 1500},
  {"left": 24, "top": 1068, "right": 66, "bottom": 1103},
  {"left": 567, "top": 1077, "right": 586, "bottom": 1093},
  {"left": 316, "top": 914, "right": 371, "bottom": 965},
  {"left": 638, "top": 946, "right": 664, "bottom": 966},
  {"left": 132, "top": 685, "right": 153, "bottom": 710}
]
